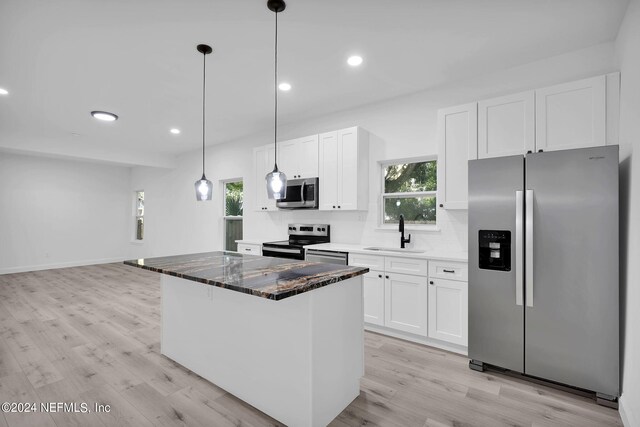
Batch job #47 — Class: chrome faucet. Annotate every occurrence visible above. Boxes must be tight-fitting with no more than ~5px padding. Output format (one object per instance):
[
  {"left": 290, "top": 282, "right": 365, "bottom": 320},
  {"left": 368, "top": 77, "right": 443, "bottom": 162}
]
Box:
[{"left": 399, "top": 214, "right": 411, "bottom": 248}]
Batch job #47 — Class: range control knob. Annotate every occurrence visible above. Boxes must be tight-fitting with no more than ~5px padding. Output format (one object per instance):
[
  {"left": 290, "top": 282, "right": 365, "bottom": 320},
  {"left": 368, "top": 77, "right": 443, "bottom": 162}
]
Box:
[{"left": 317, "top": 227, "right": 321, "bottom": 231}]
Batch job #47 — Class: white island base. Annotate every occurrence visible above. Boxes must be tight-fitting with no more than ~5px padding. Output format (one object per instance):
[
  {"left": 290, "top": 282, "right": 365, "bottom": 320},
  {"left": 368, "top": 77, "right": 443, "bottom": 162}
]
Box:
[{"left": 161, "top": 275, "right": 364, "bottom": 427}]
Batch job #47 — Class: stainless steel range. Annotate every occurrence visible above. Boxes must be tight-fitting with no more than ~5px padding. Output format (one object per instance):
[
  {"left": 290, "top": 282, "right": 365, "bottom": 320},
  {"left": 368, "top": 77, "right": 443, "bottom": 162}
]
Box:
[{"left": 262, "top": 224, "right": 330, "bottom": 260}]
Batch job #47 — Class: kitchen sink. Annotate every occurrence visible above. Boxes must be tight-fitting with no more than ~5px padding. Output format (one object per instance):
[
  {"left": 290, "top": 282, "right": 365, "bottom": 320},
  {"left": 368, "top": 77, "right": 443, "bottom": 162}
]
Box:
[{"left": 363, "top": 247, "right": 425, "bottom": 254}]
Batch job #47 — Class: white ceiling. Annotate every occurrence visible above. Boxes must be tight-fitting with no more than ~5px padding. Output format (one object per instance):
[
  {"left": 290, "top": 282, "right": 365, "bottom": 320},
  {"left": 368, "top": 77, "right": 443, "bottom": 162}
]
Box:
[{"left": 0, "top": 0, "right": 629, "bottom": 166}]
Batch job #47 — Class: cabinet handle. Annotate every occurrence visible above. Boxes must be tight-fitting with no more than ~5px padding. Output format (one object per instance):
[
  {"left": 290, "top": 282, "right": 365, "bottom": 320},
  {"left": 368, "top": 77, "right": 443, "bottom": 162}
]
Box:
[
  {"left": 385, "top": 275, "right": 389, "bottom": 279},
  {"left": 429, "top": 281, "right": 434, "bottom": 285},
  {"left": 439, "top": 203, "right": 444, "bottom": 208},
  {"left": 246, "top": 248, "right": 252, "bottom": 252},
  {"left": 338, "top": 206, "right": 341, "bottom": 209},
  {"left": 378, "top": 274, "right": 382, "bottom": 278},
  {"left": 333, "top": 205, "right": 336, "bottom": 209},
  {"left": 443, "top": 269, "right": 455, "bottom": 273}
]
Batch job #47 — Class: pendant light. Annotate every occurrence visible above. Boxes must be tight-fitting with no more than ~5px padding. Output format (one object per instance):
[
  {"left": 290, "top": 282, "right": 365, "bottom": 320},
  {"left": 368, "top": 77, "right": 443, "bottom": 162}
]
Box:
[
  {"left": 194, "top": 44, "right": 213, "bottom": 201},
  {"left": 265, "top": 0, "right": 287, "bottom": 200}
]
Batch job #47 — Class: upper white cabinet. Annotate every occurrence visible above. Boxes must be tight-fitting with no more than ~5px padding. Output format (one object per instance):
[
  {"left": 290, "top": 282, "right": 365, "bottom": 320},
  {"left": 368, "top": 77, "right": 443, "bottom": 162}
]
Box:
[
  {"left": 278, "top": 134, "right": 319, "bottom": 179},
  {"left": 318, "top": 127, "right": 369, "bottom": 211},
  {"left": 438, "top": 72, "right": 620, "bottom": 210},
  {"left": 478, "top": 91, "right": 535, "bottom": 159},
  {"left": 253, "top": 144, "right": 277, "bottom": 212},
  {"left": 437, "top": 103, "right": 477, "bottom": 210},
  {"left": 535, "top": 75, "right": 608, "bottom": 152}
]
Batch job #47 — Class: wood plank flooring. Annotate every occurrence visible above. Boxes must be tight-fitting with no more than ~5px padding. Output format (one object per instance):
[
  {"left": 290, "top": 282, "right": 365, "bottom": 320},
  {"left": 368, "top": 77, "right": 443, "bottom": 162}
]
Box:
[{"left": 0, "top": 263, "right": 623, "bottom": 427}]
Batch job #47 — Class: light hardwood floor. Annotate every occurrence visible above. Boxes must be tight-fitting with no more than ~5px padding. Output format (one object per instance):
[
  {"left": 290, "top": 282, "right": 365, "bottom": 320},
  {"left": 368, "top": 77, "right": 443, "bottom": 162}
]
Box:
[{"left": 0, "top": 263, "right": 623, "bottom": 427}]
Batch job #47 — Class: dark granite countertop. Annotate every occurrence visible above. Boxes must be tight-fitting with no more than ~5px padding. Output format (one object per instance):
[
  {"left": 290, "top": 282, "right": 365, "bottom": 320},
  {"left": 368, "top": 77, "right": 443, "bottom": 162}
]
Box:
[{"left": 124, "top": 251, "right": 368, "bottom": 301}]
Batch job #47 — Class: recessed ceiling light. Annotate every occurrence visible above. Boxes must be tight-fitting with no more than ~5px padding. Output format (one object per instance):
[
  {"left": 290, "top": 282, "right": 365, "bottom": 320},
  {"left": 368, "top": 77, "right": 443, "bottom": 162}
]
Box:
[
  {"left": 347, "top": 55, "right": 363, "bottom": 67},
  {"left": 0, "top": 87, "right": 8, "bottom": 95},
  {"left": 170, "top": 128, "right": 181, "bottom": 135},
  {"left": 91, "top": 111, "right": 118, "bottom": 122},
  {"left": 278, "top": 82, "right": 291, "bottom": 91}
]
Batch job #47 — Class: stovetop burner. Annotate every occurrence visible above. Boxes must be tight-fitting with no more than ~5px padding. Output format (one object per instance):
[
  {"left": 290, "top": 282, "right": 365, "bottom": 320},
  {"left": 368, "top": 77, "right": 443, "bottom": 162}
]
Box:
[{"left": 262, "top": 224, "right": 331, "bottom": 260}]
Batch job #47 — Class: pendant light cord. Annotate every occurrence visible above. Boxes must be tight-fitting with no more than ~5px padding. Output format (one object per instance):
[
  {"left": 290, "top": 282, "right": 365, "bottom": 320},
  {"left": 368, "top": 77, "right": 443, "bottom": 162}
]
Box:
[
  {"left": 202, "top": 49, "right": 207, "bottom": 176},
  {"left": 274, "top": 9, "right": 278, "bottom": 167}
]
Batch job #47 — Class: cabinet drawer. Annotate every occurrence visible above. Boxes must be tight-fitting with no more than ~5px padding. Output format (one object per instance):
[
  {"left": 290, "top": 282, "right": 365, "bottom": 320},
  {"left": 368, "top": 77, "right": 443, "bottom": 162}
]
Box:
[
  {"left": 384, "top": 256, "right": 428, "bottom": 276},
  {"left": 349, "top": 253, "right": 384, "bottom": 270},
  {"left": 237, "top": 243, "right": 262, "bottom": 256},
  {"left": 428, "top": 260, "right": 467, "bottom": 281}
]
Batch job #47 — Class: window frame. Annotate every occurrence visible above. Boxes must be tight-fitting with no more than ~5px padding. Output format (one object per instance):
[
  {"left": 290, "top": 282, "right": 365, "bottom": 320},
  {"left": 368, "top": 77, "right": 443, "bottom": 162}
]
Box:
[
  {"left": 132, "top": 190, "right": 145, "bottom": 244},
  {"left": 222, "top": 178, "right": 244, "bottom": 251},
  {"left": 378, "top": 156, "right": 440, "bottom": 232}
]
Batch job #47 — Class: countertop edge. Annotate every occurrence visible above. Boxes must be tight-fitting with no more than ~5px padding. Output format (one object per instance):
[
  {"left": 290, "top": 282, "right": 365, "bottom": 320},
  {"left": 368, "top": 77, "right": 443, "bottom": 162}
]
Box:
[
  {"left": 303, "top": 243, "right": 468, "bottom": 262},
  {"left": 123, "top": 259, "right": 369, "bottom": 301}
]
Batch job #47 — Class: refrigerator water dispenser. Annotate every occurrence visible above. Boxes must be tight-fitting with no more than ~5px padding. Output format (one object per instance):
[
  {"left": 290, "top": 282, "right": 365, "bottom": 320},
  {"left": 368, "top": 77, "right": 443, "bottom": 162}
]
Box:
[{"left": 479, "top": 230, "right": 511, "bottom": 271}]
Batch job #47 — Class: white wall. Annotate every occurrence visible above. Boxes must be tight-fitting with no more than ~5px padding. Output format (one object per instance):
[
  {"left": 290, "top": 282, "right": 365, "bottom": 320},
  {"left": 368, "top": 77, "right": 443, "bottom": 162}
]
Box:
[
  {"left": 615, "top": 1, "right": 640, "bottom": 425},
  {"left": 129, "top": 41, "right": 617, "bottom": 260},
  {"left": 0, "top": 152, "right": 132, "bottom": 273}
]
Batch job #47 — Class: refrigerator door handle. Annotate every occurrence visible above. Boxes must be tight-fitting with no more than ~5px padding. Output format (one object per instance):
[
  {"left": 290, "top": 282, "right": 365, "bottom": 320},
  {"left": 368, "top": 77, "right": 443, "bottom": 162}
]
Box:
[
  {"left": 525, "top": 189, "right": 534, "bottom": 307},
  {"left": 515, "top": 191, "right": 524, "bottom": 306}
]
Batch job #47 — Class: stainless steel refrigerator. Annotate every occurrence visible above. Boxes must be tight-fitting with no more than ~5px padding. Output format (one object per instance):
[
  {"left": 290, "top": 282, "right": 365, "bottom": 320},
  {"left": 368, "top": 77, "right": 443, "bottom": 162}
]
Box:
[{"left": 468, "top": 145, "right": 619, "bottom": 405}]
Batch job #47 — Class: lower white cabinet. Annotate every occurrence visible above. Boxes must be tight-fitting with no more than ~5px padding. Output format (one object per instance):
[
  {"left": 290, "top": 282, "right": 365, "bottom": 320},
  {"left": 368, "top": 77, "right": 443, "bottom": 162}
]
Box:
[
  {"left": 427, "top": 259, "right": 468, "bottom": 346},
  {"left": 351, "top": 253, "right": 468, "bottom": 347},
  {"left": 237, "top": 243, "right": 262, "bottom": 256},
  {"left": 351, "top": 254, "right": 429, "bottom": 337},
  {"left": 363, "top": 270, "right": 385, "bottom": 326},
  {"left": 428, "top": 277, "right": 468, "bottom": 346},
  {"left": 385, "top": 272, "right": 428, "bottom": 336}
]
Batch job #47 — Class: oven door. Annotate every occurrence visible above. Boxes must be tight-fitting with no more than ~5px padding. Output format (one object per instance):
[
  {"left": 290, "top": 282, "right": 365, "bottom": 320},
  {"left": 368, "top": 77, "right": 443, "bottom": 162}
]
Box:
[
  {"left": 276, "top": 178, "right": 318, "bottom": 209},
  {"left": 262, "top": 245, "right": 305, "bottom": 260}
]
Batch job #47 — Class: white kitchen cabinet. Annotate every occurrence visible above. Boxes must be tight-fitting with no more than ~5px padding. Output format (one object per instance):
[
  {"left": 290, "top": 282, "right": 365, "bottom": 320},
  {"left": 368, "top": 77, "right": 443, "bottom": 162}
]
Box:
[
  {"left": 478, "top": 91, "right": 535, "bottom": 159},
  {"left": 237, "top": 243, "right": 262, "bottom": 256},
  {"left": 351, "top": 252, "right": 469, "bottom": 349},
  {"left": 428, "top": 260, "right": 468, "bottom": 282},
  {"left": 385, "top": 272, "right": 428, "bottom": 336},
  {"left": 253, "top": 144, "right": 277, "bottom": 212},
  {"left": 535, "top": 75, "right": 607, "bottom": 152},
  {"left": 349, "top": 253, "right": 385, "bottom": 270},
  {"left": 437, "top": 103, "right": 477, "bottom": 210},
  {"left": 428, "top": 277, "right": 468, "bottom": 346},
  {"left": 319, "top": 127, "right": 369, "bottom": 211},
  {"left": 278, "top": 134, "right": 319, "bottom": 179},
  {"left": 385, "top": 256, "right": 428, "bottom": 276},
  {"left": 351, "top": 254, "right": 428, "bottom": 337},
  {"left": 428, "top": 260, "right": 468, "bottom": 346},
  {"left": 363, "top": 270, "right": 385, "bottom": 326}
]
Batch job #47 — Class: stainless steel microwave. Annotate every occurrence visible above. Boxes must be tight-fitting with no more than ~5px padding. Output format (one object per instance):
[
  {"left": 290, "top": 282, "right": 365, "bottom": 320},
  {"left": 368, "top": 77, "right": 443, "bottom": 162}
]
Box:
[{"left": 276, "top": 177, "right": 319, "bottom": 209}]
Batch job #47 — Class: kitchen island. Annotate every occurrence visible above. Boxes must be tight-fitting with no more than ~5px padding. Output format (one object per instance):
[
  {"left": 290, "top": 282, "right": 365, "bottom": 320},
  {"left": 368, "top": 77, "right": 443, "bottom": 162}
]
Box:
[{"left": 125, "top": 251, "right": 368, "bottom": 427}]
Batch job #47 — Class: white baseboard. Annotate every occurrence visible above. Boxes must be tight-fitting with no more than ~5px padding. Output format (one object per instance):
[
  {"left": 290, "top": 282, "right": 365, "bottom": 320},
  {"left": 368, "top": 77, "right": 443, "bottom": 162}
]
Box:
[
  {"left": 0, "top": 257, "right": 126, "bottom": 275},
  {"left": 364, "top": 324, "right": 468, "bottom": 356},
  {"left": 619, "top": 394, "right": 637, "bottom": 427}
]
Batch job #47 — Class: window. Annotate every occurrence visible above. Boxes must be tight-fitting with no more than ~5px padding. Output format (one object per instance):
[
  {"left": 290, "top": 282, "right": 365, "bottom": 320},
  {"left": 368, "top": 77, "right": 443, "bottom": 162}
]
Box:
[
  {"left": 382, "top": 159, "right": 437, "bottom": 226},
  {"left": 223, "top": 180, "right": 243, "bottom": 251},
  {"left": 135, "top": 190, "right": 144, "bottom": 240}
]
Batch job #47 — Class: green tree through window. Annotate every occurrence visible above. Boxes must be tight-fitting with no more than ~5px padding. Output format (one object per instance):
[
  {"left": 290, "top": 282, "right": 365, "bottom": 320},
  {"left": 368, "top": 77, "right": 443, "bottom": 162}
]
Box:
[
  {"left": 225, "top": 181, "right": 243, "bottom": 216},
  {"left": 224, "top": 181, "right": 243, "bottom": 251},
  {"left": 383, "top": 160, "right": 437, "bottom": 225}
]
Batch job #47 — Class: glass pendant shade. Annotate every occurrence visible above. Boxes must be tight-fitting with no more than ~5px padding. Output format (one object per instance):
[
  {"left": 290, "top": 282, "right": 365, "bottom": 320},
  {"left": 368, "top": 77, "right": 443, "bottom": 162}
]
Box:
[
  {"left": 265, "top": 165, "right": 287, "bottom": 200},
  {"left": 195, "top": 174, "right": 213, "bottom": 201}
]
